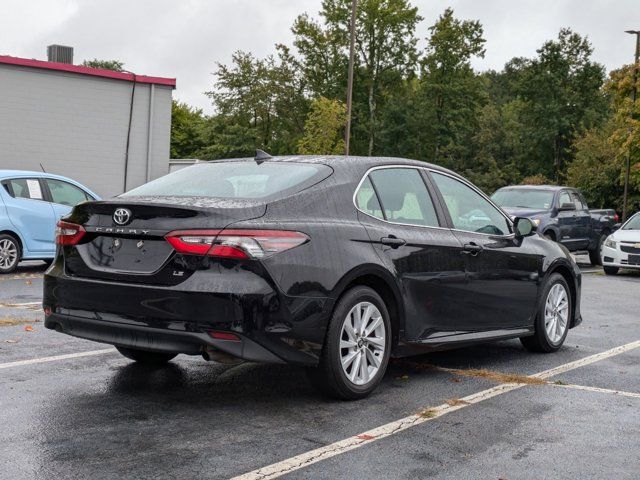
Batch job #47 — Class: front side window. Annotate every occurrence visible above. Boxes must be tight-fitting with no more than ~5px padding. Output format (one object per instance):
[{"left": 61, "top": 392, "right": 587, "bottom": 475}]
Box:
[
  {"left": 623, "top": 213, "right": 640, "bottom": 230},
  {"left": 122, "top": 161, "right": 332, "bottom": 199},
  {"left": 558, "top": 191, "right": 572, "bottom": 208},
  {"left": 570, "top": 192, "right": 584, "bottom": 210},
  {"left": 366, "top": 168, "right": 440, "bottom": 227},
  {"left": 3, "top": 178, "right": 44, "bottom": 200},
  {"left": 431, "top": 172, "right": 510, "bottom": 236},
  {"left": 46, "top": 179, "right": 90, "bottom": 206}
]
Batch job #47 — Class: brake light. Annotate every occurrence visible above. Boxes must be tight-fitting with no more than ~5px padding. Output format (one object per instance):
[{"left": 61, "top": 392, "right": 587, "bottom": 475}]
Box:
[
  {"left": 614, "top": 213, "right": 620, "bottom": 223},
  {"left": 55, "top": 221, "right": 86, "bottom": 245},
  {"left": 165, "top": 229, "right": 308, "bottom": 259}
]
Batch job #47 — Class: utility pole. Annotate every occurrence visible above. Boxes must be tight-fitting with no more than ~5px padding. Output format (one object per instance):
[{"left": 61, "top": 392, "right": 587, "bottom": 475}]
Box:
[
  {"left": 622, "top": 30, "right": 640, "bottom": 221},
  {"left": 344, "top": 0, "right": 357, "bottom": 156}
]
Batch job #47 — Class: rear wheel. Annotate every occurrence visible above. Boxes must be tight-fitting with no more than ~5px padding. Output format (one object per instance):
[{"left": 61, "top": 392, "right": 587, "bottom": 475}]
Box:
[
  {"left": 603, "top": 266, "right": 619, "bottom": 275},
  {"left": 0, "top": 234, "right": 21, "bottom": 274},
  {"left": 116, "top": 346, "right": 177, "bottom": 364},
  {"left": 520, "top": 273, "right": 571, "bottom": 353},
  {"left": 588, "top": 233, "right": 606, "bottom": 266},
  {"left": 307, "top": 286, "right": 391, "bottom": 400}
]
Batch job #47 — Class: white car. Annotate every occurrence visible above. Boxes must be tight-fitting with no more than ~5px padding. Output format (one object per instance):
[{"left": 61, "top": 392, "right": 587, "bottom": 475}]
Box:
[{"left": 601, "top": 212, "right": 640, "bottom": 275}]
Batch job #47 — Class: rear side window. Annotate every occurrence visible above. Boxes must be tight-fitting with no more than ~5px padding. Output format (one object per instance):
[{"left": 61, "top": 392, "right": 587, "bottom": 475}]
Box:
[
  {"left": 45, "top": 179, "right": 90, "bottom": 206},
  {"left": 355, "top": 177, "right": 383, "bottom": 219},
  {"left": 122, "top": 161, "right": 332, "bottom": 199},
  {"left": 2, "top": 178, "right": 44, "bottom": 200},
  {"left": 363, "top": 168, "right": 439, "bottom": 227}
]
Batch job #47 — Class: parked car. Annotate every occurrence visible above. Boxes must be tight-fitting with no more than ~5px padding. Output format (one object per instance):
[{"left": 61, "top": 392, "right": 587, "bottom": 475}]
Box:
[
  {"left": 601, "top": 212, "right": 640, "bottom": 275},
  {"left": 491, "top": 185, "right": 617, "bottom": 265},
  {"left": 43, "top": 155, "right": 582, "bottom": 399},
  {"left": 0, "top": 170, "right": 99, "bottom": 273}
]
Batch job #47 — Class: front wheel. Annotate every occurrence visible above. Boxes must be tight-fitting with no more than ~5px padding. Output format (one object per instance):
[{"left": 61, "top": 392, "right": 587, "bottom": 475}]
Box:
[
  {"left": 116, "top": 346, "right": 177, "bottom": 364},
  {"left": 0, "top": 234, "right": 21, "bottom": 274},
  {"left": 521, "top": 273, "right": 571, "bottom": 353},
  {"left": 307, "top": 286, "right": 392, "bottom": 400},
  {"left": 588, "top": 233, "right": 606, "bottom": 266},
  {"left": 603, "top": 266, "right": 619, "bottom": 275}
]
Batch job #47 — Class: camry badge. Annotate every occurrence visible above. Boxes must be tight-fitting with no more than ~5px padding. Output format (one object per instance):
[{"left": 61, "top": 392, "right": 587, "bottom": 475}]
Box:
[{"left": 113, "top": 208, "right": 132, "bottom": 225}]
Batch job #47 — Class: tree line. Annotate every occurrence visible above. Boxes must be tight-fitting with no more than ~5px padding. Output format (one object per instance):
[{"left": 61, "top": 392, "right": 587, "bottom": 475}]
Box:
[{"left": 170, "top": 1, "right": 640, "bottom": 211}]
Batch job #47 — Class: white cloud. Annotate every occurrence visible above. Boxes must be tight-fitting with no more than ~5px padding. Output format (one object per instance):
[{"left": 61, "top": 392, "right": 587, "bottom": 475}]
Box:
[{"left": 2, "top": 0, "right": 638, "bottom": 113}]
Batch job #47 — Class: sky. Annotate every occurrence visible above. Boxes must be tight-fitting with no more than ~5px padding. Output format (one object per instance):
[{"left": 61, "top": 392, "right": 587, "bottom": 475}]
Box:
[{"left": 1, "top": 0, "right": 638, "bottom": 114}]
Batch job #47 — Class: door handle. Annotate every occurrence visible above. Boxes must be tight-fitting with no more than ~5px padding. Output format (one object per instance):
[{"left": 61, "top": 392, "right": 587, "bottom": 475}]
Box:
[
  {"left": 381, "top": 236, "right": 406, "bottom": 248},
  {"left": 462, "top": 242, "right": 483, "bottom": 256}
]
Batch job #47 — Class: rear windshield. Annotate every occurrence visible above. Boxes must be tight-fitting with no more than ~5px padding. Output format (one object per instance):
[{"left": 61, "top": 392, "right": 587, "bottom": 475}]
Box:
[
  {"left": 122, "top": 161, "right": 332, "bottom": 199},
  {"left": 491, "top": 189, "right": 555, "bottom": 210}
]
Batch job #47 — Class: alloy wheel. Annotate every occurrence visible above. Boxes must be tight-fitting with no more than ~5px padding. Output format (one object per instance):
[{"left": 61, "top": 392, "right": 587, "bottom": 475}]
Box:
[
  {"left": 339, "top": 301, "right": 386, "bottom": 386},
  {"left": 0, "top": 239, "right": 18, "bottom": 270},
  {"left": 544, "top": 283, "right": 569, "bottom": 344}
]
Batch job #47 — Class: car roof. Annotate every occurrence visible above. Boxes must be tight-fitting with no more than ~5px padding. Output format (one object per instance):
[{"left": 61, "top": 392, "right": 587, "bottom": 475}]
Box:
[
  {"left": 496, "top": 185, "right": 570, "bottom": 192},
  {"left": 0, "top": 169, "right": 78, "bottom": 182},
  {"left": 207, "top": 155, "right": 462, "bottom": 178}
]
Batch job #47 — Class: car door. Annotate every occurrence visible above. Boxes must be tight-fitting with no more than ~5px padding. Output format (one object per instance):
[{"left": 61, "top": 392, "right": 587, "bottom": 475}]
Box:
[
  {"left": 570, "top": 190, "right": 591, "bottom": 249},
  {"left": 355, "top": 167, "right": 467, "bottom": 341},
  {"left": 1, "top": 177, "right": 57, "bottom": 254},
  {"left": 429, "top": 171, "right": 541, "bottom": 332},
  {"left": 43, "top": 178, "right": 93, "bottom": 220}
]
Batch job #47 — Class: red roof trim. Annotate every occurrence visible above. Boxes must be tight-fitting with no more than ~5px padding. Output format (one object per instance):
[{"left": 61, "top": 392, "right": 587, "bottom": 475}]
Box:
[{"left": 0, "top": 55, "right": 176, "bottom": 88}]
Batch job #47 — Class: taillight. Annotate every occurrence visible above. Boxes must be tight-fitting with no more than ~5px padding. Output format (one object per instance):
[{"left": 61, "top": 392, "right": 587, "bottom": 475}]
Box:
[
  {"left": 165, "top": 229, "right": 308, "bottom": 259},
  {"left": 55, "top": 221, "right": 86, "bottom": 245},
  {"left": 614, "top": 213, "right": 620, "bottom": 223}
]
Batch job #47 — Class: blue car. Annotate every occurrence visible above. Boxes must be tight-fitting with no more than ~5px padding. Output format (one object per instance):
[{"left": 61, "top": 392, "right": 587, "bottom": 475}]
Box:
[{"left": 0, "top": 170, "right": 99, "bottom": 273}]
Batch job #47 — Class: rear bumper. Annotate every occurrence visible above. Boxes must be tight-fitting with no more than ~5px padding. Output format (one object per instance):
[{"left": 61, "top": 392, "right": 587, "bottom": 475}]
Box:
[
  {"left": 45, "top": 312, "right": 284, "bottom": 363},
  {"left": 43, "top": 264, "right": 329, "bottom": 366}
]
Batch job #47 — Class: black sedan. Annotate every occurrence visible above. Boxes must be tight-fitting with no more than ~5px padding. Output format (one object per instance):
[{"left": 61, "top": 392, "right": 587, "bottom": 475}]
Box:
[{"left": 44, "top": 154, "right": 582, "bottom": 399}]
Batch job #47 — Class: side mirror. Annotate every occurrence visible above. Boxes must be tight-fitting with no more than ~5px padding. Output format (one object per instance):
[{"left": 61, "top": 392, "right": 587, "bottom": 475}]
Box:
[
  {"left": 558, "top": 202, "right": 576, "bottom": 211},
  {"left": 514, "top": 217, "right": 536, "bottom": 237}
]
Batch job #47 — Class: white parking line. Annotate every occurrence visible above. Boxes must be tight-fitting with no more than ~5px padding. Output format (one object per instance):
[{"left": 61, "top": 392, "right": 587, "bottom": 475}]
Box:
[
  {"left": 0, "top": 348, "right": 116, "bottom": 370},
  {"left": 552, "top": 383, "right": 640, "bottom": 399},
  {"left": 231, "top": 340, "right": 640, "bottom": 480}
]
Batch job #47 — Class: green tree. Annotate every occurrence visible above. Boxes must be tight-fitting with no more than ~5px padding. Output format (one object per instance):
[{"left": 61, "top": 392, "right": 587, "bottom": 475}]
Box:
[
  {"left": 205, "top": 46, "right": 308, "bottom": 155},
  {"left": 298, "top": 97, "right": 346, "bottom": 154},
  {"left": 294, "top": 0, "right": 422, "bottom": 155},
  {"left": 81, "top": 59, "right": 125, "bottom": 71},
  {"left": 170, "top": 101, "right": 206, "bottom": 159},
  {"left": 418, "top": 7, "right": 486, "bottom": 168},
  {"left": 509, "top": 29, "right": 607, "bottom": 180}
]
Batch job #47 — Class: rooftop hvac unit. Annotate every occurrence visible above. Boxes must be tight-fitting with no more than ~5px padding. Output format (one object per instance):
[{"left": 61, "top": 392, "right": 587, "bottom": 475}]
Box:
[{"left": 47, "top": 45, "right": 74, "bottom": 64}]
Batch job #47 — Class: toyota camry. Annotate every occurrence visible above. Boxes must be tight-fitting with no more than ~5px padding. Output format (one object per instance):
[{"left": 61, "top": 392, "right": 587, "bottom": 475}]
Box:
[{"left": 43, "top": 153, "right": 582, "bottom": 399}]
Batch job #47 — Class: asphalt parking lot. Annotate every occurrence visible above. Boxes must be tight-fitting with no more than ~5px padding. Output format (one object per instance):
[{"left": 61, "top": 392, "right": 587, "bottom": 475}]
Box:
[{"left": 1, "top": 257, "right": 639, "bottom": 480}]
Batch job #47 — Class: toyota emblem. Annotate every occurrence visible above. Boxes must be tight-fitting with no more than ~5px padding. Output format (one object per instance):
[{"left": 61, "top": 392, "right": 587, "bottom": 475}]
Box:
[{"left": 113, "top": 208, "right": 132, "bottom": 225}]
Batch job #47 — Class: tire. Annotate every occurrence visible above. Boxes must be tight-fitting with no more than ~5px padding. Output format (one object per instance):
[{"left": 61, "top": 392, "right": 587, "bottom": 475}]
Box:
[
  {"left": 543, "top": 232, "right": 555, "bottom": 242},
  {"left": 307, "top": 286, "right": 392, "bottom": 400},
  {"left": 520, "top": 273, "right": 571, "bottom": 353},
  {"left": 0, "top": 234, "right": 21, "bottom": 274},
  {"left": 116, "top": 346, "right": 177, "bottom": 364},
  {"left": 588, "top": 233, "right": 606, "bottom": 266},
  {"left": 603, "top": 266, "right": 619, "bottom": 275}
]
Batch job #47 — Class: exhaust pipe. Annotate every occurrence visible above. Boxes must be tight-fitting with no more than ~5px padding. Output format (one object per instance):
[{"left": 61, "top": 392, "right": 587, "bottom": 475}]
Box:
[{"left": 202, "top": 346, "right": 244, "bottom": 365}]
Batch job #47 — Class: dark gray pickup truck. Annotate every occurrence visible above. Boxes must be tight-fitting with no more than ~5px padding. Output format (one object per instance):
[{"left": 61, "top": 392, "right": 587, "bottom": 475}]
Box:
[{"left": 491, "top": 185, "right": 618, "bottom": 266}]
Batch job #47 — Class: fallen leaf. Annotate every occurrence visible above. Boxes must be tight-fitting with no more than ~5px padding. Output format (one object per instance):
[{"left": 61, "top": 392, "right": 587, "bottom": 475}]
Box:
[
  {"left": 24, "top": 325, "right": 34, "bottom": 332},
  {"left": 4, "top": 339, "right": 19, "bottom": 343},
  {"left": 450, "top": 377, "right": 461, "bottom": 383},
  {"left": 356, "top": 434, "right": 376, "bottom": 440}
]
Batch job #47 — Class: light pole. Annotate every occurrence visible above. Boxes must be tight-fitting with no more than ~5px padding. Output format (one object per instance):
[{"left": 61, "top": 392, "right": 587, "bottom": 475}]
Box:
[
  {"left": 622, "top": 30, "right": 640, "bottom": 221},
  {"left": 344, "top": 0, "right": 357, "bottom": 156}
]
